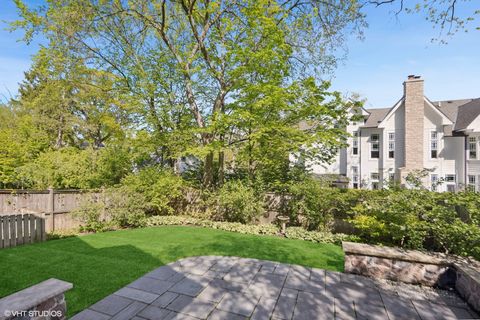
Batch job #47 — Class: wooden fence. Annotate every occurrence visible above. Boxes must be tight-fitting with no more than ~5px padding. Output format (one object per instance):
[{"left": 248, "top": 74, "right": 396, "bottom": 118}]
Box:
[
  {"left": 0, "top": 214, "right": 46, "bottom": 249},
  {"left": 0, "top": 189, "right": 99, "bottom": 232}
]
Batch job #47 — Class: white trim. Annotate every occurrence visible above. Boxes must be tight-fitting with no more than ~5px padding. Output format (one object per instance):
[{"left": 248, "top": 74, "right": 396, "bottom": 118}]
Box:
[
  {"left": 377, "top": 97, "right": 453, "bottom": 128},
  {"left": 377, "top": 98, "right": 403, "bottom": 128}
]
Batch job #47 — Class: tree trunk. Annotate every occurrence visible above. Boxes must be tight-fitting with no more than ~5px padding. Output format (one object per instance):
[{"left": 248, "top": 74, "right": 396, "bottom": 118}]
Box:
[
  {"left": 218, "top": 150, "right": 225, "bottom": 187},
  {"left": 203, "top": 151, "right": 214, "bottom": 188}
]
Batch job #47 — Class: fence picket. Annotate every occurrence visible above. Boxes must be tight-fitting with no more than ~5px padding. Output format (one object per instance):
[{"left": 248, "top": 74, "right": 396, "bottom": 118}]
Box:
[
  {"left": 10, "top": 216, "right": 16, "bottom": 247},
  {"left": 29, "top": 215, "right": 35, "bottom": 244},
  {"left": 40, "top": 217, "right": 46, "bottom": 242},
  {"left": 23, "top": 214, "right": 29, "bottom": 244},
  {"left": 16, "top": 214, "right": 23, "bottom": 245},
  {"left": 0, "top": 214, "right": 46, "bottom": 249},
  {"left": 3, "top": 216, "right": 10, "bottom": 248},
  {"left": 35, "top": 216, "right": 41, "bottom": 242},
  {"left": 0, "top": 216, "right": 3, "bottom": 249}
]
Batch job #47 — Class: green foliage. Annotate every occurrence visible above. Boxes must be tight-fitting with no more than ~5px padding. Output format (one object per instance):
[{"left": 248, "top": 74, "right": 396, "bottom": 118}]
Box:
[
  {"left": 147, "top": 215, "right": 279, "bottom": 236},
  {"left": 104, "top": 187, "right": 149, "bottom": 228},
  {"left": 71, "top": 187, "right": 148, "bottom": 232},
  {"left": 284, "top": 227, "right": 359, "bottom": 245},
  {"left": 349, "top": 189, "right": 480, "bottom": 259},
  {"left": 16, "top": 146, "right": 131, "bottom": 189},
  {"left": 71, "top": 198, "right": 111, "bottom": 233},
  {"left": 12, "top": 0, "right": 365, "bottom": 187},
  {"left": 120, "top": 167, "right": 186, "bottom": 215},
  {"left": 216, "top": 180, "right": 265, "bottom": 223},
  {"left": 284, "top": 178, "right": 359, "bottom": 231},
  {"left": 145, "top": 215, "right": 351, "bottom": 244}
]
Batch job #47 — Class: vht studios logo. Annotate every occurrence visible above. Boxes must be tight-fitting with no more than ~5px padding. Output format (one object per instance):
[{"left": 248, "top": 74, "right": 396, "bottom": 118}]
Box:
[{"left": 4, "top": 310, "right": 64, "bottom": 318}]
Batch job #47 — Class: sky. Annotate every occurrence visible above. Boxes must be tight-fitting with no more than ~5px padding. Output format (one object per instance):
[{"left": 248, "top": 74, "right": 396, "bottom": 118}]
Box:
[{"left": 0, "top": 1, "right": 479, "bottom": 108}]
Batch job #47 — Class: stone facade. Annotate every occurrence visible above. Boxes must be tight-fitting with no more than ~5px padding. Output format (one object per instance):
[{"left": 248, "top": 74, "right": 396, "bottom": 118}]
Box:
[
  {"left": 344, "top": 253, "right": 450, "bottom": 287},
  {"left": 0, "top": 279, "right": 72, "bottom": 320},
  {"left": 400, "top": 76, "right": 425, "bottom": 183}
]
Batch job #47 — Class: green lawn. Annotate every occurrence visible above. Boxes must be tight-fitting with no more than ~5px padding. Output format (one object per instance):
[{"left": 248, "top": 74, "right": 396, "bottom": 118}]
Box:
[{"left": 0, "top": 226, "right": 344, "bottom": 316}]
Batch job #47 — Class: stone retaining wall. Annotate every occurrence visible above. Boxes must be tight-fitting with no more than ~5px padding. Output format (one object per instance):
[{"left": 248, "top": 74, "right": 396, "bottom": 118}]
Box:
[
  {"left": 342, "top": 242, "right": 480, "bottom": 313},
  {"left": 342, "top": 242, "right": 452, "bottom": 287},
  {"left": 455, "top": 263, "right": 480, "bottom": 312},
  {"left": 0, "top": 279, "right": 72, "bottom": 320}
]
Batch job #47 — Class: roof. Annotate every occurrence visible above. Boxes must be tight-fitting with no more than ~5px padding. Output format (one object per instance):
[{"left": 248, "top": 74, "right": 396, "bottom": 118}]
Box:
[
  {"left": 453, "top": 98, "right": 480, "bottom": 131},
  {"left": 363, "top": 98, "right": 478, "bottom": 131},
  {"left": 433, "top": 99, "right": 473, "bottom": 122},
  {"left": 363, "top": 108, "right": 390, "bottom": 127}
]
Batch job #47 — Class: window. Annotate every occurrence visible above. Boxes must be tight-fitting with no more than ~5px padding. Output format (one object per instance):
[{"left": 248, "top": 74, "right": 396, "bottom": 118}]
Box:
[
  {"left": 371, "top": 172, "right": 379, "bottom": 180},
  {"left": 389, "top": 173, "right": 395, "bottom": 181},
  {"left": 371, "top": 134, "right": 379, "bottom": 158},
  {"left": 468, "top": 175, "right": 476, "bottom": 191},
  {"left": 469, "top": 137, "right": 477, "bottom": 159},
  {"left": 372, "top": 182, "right": 379, "bottom": 190},
  {"left": 431, "top": 174, "right": 438, "bottom": 192},
  {"left": 447, "top": 185, "right": 455, "bottom": 193},
  {"left": 431, "top": 131, "right": 438, "bottom": 158},
  {"left": 445, "top": 174, "right": 456, "bottom": 182},
  {"left": 352, "top": 166, "right": 359, "bottom": 189},
  {"left": 352, "top": 131, "right": 358, "bottom": 155},
  {"left": 388, "top": 132, "right": 395, "bottom": 159}
]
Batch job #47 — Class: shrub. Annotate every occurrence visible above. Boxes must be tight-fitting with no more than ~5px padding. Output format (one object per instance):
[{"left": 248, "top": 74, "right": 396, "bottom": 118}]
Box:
[
  {"left": 71, "top": 187, "right": 148, "bottom": 232},
  {"left": 216, "top": 180, "right": 265, "bottom": 223},
  {"left": 71, "top": 197, "right": 112, "bottom": 233},
  {"left": 349, "top": 189, "right": 480, "bottom": 259},
  {"left": 284, "top": 227, "right": 359, "bottom": 245},
  {"left": 105, "top": 187, "right": 148, "bottom": 228},
  {"left": 284, "top": 178, "right": 360, "bottom": 231},
  {"left": 121, "top": 167, "right": 186, "bottom": 215}
]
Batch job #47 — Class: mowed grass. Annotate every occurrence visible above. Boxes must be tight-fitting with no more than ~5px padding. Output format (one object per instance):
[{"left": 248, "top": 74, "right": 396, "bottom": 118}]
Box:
[{"left": 0, "top": 226, "right": 344, "bottom": 316}]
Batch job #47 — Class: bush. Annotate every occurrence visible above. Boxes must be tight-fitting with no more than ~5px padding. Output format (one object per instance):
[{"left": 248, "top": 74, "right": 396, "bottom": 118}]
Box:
[
  {"left": 216, "top": 180, "right": 265, "bottom": 223},
  {"left": 71, "top": 196, "right": 112, "bottom": 233},
  {"left": 284, "top": 227, "right": 359, "bottom": 244},
  {"left": 105, "top": 187, "right": 149, "bottom": 228},
  {"left": 71, "top": 187, "right": 148, "bottom": 232},
  {"left": 349, "top": 189, "right": 480, "bottom": 259},
  {"left": 121, "top": 167, "right": 186, "bottom": 215},
  {"left": 284, "top": 178, "right": 360, "bottom": 231}
]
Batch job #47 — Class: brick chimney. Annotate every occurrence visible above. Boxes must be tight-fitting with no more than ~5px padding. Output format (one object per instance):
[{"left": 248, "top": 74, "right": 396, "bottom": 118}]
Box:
[{"left": 403, "top": 75, "right": 424, "bottom": 171}]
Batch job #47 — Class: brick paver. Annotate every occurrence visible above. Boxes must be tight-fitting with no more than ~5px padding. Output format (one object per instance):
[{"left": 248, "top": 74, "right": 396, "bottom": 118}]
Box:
[{"left": 72, "top": 256, "right": 480, "bottom": 320}]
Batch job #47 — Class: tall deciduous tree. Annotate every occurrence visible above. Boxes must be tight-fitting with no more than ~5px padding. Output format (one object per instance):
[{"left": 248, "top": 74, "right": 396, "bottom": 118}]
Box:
[{"left": 13, "top": 0, "right": 365, "bottom": 187}]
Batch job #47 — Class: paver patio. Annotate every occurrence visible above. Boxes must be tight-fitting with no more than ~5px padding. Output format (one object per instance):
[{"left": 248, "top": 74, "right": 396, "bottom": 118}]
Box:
[{"left": 71, "top": 256, "right": 479, "bottom": 320}]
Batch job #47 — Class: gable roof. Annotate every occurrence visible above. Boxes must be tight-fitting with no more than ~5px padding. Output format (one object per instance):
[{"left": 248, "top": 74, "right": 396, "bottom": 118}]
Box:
[
  {"left": 363, "top": 98, "right": 477, "bottom": 130},
  {"left": 363, "top": 108, "right": 390, "bottom": 127},
  {"left": 453, "top": 98, "right": 480, "bottom": 131},
  {"left": 433, "top": 99, "right": 473, "bottom": 122}
]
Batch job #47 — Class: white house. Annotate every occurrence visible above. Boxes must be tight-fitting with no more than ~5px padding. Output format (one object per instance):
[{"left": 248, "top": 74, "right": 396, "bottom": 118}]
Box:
[{"left": 306, "top": 75, "right": 480, "bottom": 191}]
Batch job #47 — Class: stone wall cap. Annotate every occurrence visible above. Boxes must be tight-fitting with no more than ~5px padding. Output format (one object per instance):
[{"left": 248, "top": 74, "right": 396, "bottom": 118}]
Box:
[
  {"left": 342, "top": 242, "right": 451, "bottom": 265},
  {"left": 454, "top": 262, "right": 480, "bottom": 283},
  {"left": 0, "top": 278, "right": 73, "bottom": 320}
]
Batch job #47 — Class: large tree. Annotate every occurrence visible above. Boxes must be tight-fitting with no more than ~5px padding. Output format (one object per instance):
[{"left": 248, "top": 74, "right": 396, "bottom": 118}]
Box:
[{"left": 13, "top": 0, "right": 365, "bottom": 187}]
